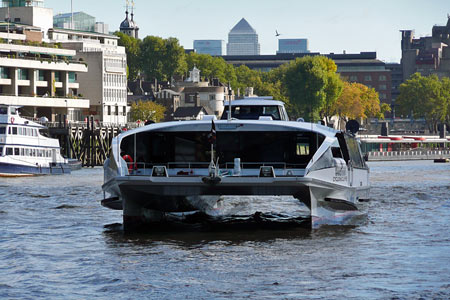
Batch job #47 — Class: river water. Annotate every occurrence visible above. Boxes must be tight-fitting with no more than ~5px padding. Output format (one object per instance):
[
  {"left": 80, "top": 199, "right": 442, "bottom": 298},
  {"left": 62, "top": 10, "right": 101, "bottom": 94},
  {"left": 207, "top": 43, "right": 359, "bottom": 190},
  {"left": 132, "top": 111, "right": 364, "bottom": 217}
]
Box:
[{"left": 0, "top": 160, "right": 449, "bottom": 299}]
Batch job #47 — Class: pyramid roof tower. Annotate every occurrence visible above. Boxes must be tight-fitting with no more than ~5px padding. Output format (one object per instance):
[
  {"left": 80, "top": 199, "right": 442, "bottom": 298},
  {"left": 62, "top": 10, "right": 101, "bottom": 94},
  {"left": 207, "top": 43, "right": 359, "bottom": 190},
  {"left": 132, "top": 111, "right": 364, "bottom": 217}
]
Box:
[
  {"left": 227, "top": 18, "right": 260, "bottom": 55},
  {"left": 229, "top": 18, "right": 256, "bottom": 34}
]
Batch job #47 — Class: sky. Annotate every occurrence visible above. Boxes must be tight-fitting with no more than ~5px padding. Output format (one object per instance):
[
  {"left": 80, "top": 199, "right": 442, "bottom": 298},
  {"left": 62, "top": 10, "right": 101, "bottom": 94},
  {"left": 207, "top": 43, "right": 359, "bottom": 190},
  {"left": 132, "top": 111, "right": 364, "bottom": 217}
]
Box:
[{"left": 46, "top": 0, "right": 449, "bottom": 63}]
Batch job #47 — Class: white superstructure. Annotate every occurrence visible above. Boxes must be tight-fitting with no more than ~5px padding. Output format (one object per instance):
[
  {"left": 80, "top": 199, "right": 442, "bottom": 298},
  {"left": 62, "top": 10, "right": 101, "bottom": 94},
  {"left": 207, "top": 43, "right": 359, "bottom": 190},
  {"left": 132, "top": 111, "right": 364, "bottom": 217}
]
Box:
[
  {"left": 0, "top": 105, "right": 70, "bottom": 176},
  {"left": 102, "top": 100, "right": 370, "bottom": 230}
]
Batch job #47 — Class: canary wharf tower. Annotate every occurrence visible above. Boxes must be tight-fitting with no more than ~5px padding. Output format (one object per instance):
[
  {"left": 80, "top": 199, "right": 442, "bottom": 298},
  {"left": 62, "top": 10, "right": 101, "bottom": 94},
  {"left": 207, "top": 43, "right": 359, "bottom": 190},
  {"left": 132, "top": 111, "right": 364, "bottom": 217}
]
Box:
[{"left": 227, "top": 18, "right": 260, "bottom": 56}]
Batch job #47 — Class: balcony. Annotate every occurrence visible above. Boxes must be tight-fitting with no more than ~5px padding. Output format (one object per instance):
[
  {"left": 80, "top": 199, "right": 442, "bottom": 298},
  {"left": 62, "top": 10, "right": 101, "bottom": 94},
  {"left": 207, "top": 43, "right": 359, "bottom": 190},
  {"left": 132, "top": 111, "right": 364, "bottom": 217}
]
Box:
[
  {"left": 0, "top": 94, "right": 90, "bottom": 109},
  {"left": 0, "top": 56, "right": 88, "bottom": 72}
]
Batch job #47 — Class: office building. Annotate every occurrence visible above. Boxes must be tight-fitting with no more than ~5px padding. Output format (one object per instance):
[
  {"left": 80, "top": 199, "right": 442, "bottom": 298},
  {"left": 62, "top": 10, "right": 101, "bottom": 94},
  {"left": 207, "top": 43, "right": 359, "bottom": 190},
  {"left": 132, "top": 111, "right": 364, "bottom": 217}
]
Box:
[
  {"left": 227, "top": 18, "right": 260, "bottom": 56},
  {"left": 0, "top": 26, "right": 89, "bottom": 121},
  {"left": 401, "top": 16, "right": 450, "bottom": 81},
  {"left": 277, "top": 39, "right": 309, "bottom": 54},
  {"left": 193, "top": 40, "right": 225, "bottom": 56},
  {"left": 49, "top": 28, "right": 128, "bottom": 125}
]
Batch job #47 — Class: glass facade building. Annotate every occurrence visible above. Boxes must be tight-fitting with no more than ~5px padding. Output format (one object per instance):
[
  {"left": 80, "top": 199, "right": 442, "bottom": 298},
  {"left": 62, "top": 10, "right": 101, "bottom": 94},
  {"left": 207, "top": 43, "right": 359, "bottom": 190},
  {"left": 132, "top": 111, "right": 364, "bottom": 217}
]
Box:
[
  {"left": 194, "top": 40, "right": 225, "bottom": 56},
  {"left": 277, "top": 39, "right": 309, "bottom": 54},
  {"left": 1, "top": 0, "right": 44, "bottom": 7},
  {"left": 227, "top": 18, "right": 260, "bottom": 56},
  {"left": 53, "top": 11, "right": 96, "bottom": 32}
]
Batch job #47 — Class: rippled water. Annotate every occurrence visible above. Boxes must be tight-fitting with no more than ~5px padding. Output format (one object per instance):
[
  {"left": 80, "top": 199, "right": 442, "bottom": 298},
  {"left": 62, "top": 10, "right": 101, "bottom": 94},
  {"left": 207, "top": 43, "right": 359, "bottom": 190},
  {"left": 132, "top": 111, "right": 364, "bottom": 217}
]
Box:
[{"left": 1, "top": 161, "right": 449, "bottom": 299}]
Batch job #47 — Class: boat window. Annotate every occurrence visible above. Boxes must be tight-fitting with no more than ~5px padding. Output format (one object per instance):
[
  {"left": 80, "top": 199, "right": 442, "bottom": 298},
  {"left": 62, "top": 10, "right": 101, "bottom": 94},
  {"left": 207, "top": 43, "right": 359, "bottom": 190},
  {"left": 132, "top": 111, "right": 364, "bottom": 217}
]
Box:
[
  {"left": 331, "top": 147, "right": 343, "bottom": 158},
  {"left": 345, "top": 135, "right": 366, "bottom": 168},
  {"left": 10, "top": 107, "right": 17, "bottom": 115},
  {"left": 39, "top": 128, "right": 50, "bottom": 137},
  {"left": 8, "top": 127, "right": 11, "bottom": 135},
  {"left": 0, "top": 146, "right": 3, "bottom": 156},
  {"left": 0, "top": 107, "right": 7, "bottom": 114},
  {"left": 221, "top": 105, "right": 282, "bottom": 120},
  {"left": 0, "top": 126, "right": 5, "bottom": 134},
  {"left": 18, "top": 127, "right": 23, "bottom": 135},
  {"left": 14, "top": 148, "right": 19, "bottom": 156},
  {"left": 6, "top": 147, "right": 12, "bottom": 155},
  {"left": 20, "top": 148, "right": 24, "bottom": 156},
  {"left": 12, "top": 127, "right": 17, "bottom": 135}
]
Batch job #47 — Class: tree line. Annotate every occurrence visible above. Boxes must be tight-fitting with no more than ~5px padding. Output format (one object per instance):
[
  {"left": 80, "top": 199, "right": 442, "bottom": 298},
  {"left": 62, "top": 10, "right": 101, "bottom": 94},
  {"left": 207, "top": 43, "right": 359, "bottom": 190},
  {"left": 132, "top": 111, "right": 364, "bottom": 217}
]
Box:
[{"left": 117, "top": 32, "right": 449, "bottom": 128}]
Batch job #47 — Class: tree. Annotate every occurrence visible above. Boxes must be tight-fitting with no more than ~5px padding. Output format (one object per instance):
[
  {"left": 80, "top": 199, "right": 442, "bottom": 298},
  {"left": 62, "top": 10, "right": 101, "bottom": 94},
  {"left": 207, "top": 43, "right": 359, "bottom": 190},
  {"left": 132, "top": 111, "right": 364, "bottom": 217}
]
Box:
[
  {"left": 140, "top": 36, "right": 186, "bottom": 82},
  {"left": 185, "top": 52, "right": 236, "bottom": 86},
  {"left": 332, "top": 82, "right": 385, "bottom": 125},
  {"left": 130, "top": 100, "right": 166, "bottom": 123},
  {"left": 440, "top": 76, "right": 450, "bottom": 125},
  {"left": 115, "top": 31, "right": 141, "bottom": 80},
  {"left": 397, "top": 73, "right": 447, "bottom": 132},
  {"left": 283, "top": 56, "right": 343, "bottom": 121}
]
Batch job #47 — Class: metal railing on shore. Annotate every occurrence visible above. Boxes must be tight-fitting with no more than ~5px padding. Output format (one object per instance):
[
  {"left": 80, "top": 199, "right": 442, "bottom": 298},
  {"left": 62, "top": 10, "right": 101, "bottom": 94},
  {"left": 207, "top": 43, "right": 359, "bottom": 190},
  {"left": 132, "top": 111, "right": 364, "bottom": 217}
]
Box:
[{"left": 367, "top": 150, "right": 450, "bottom": 161}]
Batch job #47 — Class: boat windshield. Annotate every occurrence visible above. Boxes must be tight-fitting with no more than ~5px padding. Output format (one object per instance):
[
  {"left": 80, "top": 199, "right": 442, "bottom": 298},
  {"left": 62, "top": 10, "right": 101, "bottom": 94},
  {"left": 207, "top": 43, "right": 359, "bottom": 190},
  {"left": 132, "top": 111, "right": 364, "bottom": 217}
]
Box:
[
  {"left": 221, "top": 105, "right": 282, "bottom": 120},
  {"left": 39, "top": 128, "right": 50, "bottom": 137},
  {"left": 120, "top": 131, "right": 325, "bottom": 169}
]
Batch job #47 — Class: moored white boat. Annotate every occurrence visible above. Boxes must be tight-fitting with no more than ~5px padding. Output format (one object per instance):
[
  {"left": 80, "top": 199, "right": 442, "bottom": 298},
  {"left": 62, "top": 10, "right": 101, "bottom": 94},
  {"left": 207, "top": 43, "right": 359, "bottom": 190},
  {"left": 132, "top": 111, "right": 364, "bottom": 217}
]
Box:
[
  {"left": 102, "top": 100, "right": 370, "bottom": 230},
  {"left": 0, "top": 105, "right": 70, "bottom": 177}
]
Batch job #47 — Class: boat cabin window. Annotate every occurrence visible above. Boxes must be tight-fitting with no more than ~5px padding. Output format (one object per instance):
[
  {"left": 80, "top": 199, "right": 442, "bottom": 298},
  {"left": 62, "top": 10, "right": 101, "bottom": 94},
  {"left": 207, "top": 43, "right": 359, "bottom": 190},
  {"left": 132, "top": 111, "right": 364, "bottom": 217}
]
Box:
[
  {"left": 0, "top": 107, "right": 7, "bottom": 114},
  {"left": 344, "top": 135, "right": 366, "bottom": 168},
  {"left": 121, "top": 131, "right": 324, "bottom": 169},
  {"left": 39, "top": 128, "right": 50, "bottom": 137},
  {"left": 6, "top": 147, "right": 13, "bottom": 156},
  {"left": 12, "top": 127, "right": 18, "bottom": 135},
  {"left": 0, "top": 126, "right": 5, "bottom": 134},
  {"left": 0, "top": 146, "right": 3, "bottom": 156},
  {"left": 9, "top": 107, "right": 17, "bottom": 115},
  {"left": 221, "top": 105, "right": 282, "bottom": 120}
]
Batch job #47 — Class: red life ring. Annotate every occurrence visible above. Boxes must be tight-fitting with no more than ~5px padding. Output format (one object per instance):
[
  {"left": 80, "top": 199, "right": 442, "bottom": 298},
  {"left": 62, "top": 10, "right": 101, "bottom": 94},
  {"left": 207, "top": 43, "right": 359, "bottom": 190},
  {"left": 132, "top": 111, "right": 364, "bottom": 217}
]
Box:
[
  {"left": 10, "top": 117, "right": 14, "bottom": 124},
  {"left": 122, "top": 154, "right": 136, "bottom": 172}
]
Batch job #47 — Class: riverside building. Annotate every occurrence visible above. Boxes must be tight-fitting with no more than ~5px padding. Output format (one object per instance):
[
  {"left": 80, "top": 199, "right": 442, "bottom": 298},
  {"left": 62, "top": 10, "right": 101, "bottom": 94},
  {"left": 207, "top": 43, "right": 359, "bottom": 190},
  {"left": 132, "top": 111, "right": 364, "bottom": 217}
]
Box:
[
  {"left": 0, "top": 0, "right": 89, "bottom": 122},
  {"left": 49, "top": 28, "right": 128, "bottom": 125}
]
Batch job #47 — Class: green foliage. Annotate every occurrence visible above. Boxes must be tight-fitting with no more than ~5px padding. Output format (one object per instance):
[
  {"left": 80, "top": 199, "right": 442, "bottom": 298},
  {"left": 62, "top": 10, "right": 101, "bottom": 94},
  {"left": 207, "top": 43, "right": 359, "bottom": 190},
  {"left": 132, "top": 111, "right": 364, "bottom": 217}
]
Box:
[
  {"left": 283, "top": 56, "right": 343, "bottom": 121},
  {"left": 140, "top": 36, "right": 185, "bottom": 82},
  {"left": 130, "top": 100, "right": 166, "bottom": 123},
  {"left": 397, "top": 73, "right": 448, "bottom": 131}
]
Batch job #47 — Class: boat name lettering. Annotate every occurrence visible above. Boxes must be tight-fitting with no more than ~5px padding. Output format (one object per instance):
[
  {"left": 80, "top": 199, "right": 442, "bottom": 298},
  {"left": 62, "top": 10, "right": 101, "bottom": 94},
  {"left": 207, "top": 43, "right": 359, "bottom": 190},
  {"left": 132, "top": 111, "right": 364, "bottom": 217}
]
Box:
[{"left": 333, "top": 176, "right": 348, "bottom": 182}]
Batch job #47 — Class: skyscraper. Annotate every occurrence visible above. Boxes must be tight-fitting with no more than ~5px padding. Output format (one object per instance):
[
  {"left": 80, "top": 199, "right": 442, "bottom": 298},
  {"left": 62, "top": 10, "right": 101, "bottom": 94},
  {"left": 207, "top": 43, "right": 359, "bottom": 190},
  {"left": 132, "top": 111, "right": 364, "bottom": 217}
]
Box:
[{"left": 227, "top": 18, "right": 260, "bottom": 56}]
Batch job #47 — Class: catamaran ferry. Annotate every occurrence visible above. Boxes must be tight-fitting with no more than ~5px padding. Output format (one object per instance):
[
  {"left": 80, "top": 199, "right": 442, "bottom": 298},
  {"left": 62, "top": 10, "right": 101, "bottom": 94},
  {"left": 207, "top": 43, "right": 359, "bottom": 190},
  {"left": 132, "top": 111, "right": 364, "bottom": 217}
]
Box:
[
  {"left": 0, "top": 105, "right": 70, "bottom": 177},
  {"left": 102, "top": 99, "right": 370, "bottom": 230}
]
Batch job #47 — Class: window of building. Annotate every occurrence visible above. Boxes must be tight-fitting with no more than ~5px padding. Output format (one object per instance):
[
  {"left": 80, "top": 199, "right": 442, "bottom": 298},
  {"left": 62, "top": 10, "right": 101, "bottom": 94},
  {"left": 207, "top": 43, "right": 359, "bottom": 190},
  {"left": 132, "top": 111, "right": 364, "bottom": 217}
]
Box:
[
  {"left": 68, "top": 72, "right": 76, "bottom": 83},
  {"left": 349, "top": 75, "right": 358, "bottom": 82},
  {"left": 209, "top": 94, "right": 216, "bottom": 101},
  {"left": 38, "top": 70, "right": 45, "bottom": 81},
  {"left": 379, "top": 75, "right": 387, "bottom": 81},
  {"left": 379, "top": 84, "right": 387, "bottom": 90},
  {"left": 0, "top": 67, "right": 10, "bottom": 79},
  {"left": 107, "top": 106, "right": 111, "bottom": 115},
  {"left": 18, "top": 69, "right": 28, "bottom": 80},
  {"left": 364, "top": 75, "right": 372, "bottom": 81},
  {"left": 380, "top": 93, "right": 387, "bottom": 100},
  {"left": 54, "top": 71, "right": 61, "bottom": 82}
]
